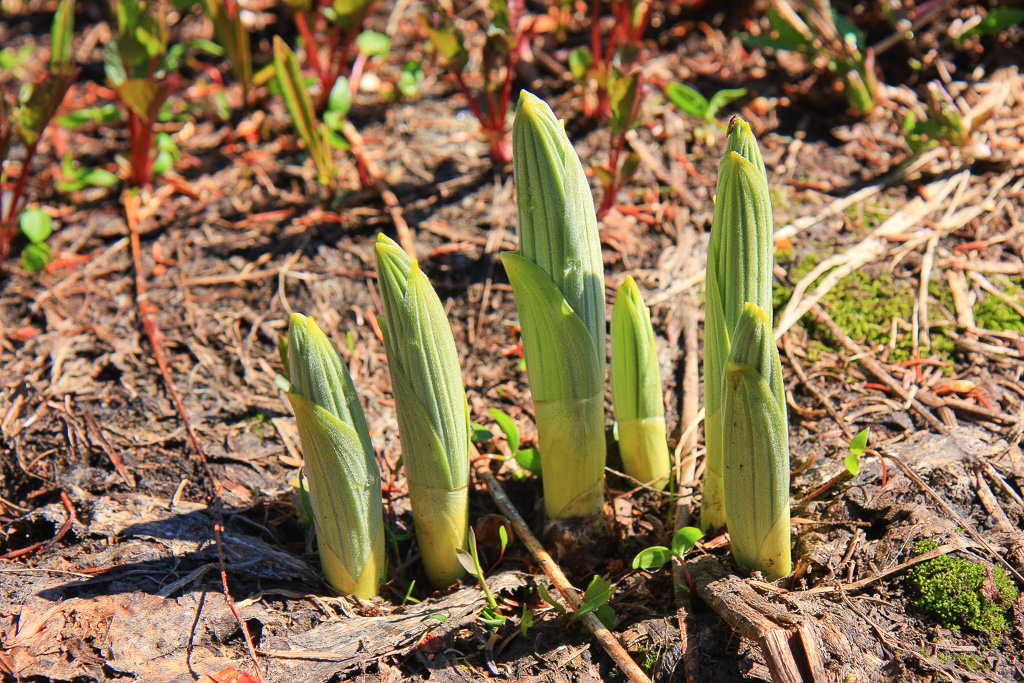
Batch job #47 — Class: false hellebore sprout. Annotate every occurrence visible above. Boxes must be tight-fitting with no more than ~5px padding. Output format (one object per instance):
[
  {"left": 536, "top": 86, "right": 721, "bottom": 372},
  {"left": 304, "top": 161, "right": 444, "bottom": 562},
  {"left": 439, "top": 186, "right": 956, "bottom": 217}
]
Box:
[
  {"left": 611, "top": 276, "right": 670, "bottom": 490},
  {"left": 701, "top": 117, "right": 774, "bottom": 533},
  {"left": 502, "top": 91, "right": 607, "bottom": 519},
  {"left": 285, "top": 313, "right": 385, "bottom": 598},
  {"left": 375, "top": 234, "right": 470, "bottom": 587},
  {"left": 722, "top": 303, "right": 791, "bottom": 579}
]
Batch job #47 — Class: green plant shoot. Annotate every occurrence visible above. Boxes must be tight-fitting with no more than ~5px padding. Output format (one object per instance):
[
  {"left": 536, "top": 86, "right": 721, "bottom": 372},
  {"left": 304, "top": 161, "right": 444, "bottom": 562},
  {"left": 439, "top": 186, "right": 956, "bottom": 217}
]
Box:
[
  {"left": 285, "top": 313, "right": 385, "bottom": 598},
  {"left": 722, "top": 303, "right": 791, "bottom": 580},
  {"left": 611, "top": 276, "right": 670, "bottom": 490},
  {"left": 701, "top": 117, "right": 774, "bottom": 534},
  {"left": 501, "top": 91, "right": 606, "bottom": 519},
  {"left": 375, "top": 233, "right": 470, "bottom": 587}
]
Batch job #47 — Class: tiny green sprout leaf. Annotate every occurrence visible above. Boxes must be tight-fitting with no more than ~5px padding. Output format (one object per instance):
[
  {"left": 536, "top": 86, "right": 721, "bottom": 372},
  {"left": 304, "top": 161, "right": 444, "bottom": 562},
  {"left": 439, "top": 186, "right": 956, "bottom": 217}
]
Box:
[
  {"left": 427, "top": 613, "right": 448, "bottom": 624},
  {"left": 19, "top": 208, "right": 52, "bottom": 244},
  {"left": 568, "top": 46, "right": 593, "bottom": 82},
  {"left": 632, "top": 546, "right": 671, "bottom": 570},
  {"left": 538, "top": 584, "right": 567, "bottom": 616},
  {"left": 498, "top": 525, "right": 509, "bottom": 552},
  {"left": 520, "top": 604, "right": 534, "bottom": 637},
  {"left": 845, "top": 427, "right": 869, "bottom": 476},
  {"left": 671, "top": 527, "right": 704, "bottom": 557},
  {"left": 356, "top": 30, "right": 391, "bottom": 57},
  {"left": 471, "top": 422, "right": 494, "bottom": 442},
  {"left": 571, "top": 575, "right": 614, "bottom": 624},
  {"left": 594, "top": 604, "right": 616, "bottom": 629},
  {"left": 849, "top": 427, "right": 870, "bottom": 454},
  {"left": 478, "top": 607, "right": 507, "bottom": 628},
  {"left": 706, "top": 88, "right": 748, "bottom": 120},
  {"left": 328, "top": 77, "right": 352, "bottom": 117},
  {"left": 21, "top": 243, "right": 52, "bottom": 272},
  {"left": 515, "top": 448, "right": 542, "bottom": 477},
  {"left": 488, "top": 407, "right": 520, "bottom": 453},
  {"left": 456, "top": 547, "right": 477, "bottom": 576},
  {"left": 665, "top": 82, "right": 709, "bottom": 119}
]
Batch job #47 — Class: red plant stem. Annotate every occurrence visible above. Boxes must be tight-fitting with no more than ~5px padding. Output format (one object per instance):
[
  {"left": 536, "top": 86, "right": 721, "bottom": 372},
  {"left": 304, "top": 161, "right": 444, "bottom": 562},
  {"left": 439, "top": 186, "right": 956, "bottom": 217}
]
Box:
[
  {"left": 454, "top": 72, "right": 490, "bottom": 132},
  {"left": 296, "top": 10, "right": 326, "bottom": 85},
  {"left": 128, "top": 110, "right": 157, "bottom": 188},
  {"left": 349, "top": 52, "right": 368, "bottom": 102},
  {"left": 2, "top": 142, "right": 38, "bottom": 225}
]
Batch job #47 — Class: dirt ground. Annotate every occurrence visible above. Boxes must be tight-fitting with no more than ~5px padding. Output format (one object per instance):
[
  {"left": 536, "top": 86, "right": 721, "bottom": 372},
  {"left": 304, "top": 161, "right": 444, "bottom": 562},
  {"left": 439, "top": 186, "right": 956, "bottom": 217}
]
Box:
[{"left": 2, "top": 0, "right": 1024, "bottom": 681}]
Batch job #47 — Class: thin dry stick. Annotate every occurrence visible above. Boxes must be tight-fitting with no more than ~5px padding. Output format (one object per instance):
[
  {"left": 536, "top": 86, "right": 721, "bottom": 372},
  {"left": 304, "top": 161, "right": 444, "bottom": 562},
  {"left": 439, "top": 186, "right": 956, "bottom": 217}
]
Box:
[
  {"left": 470, "top": 456, "right": 654, "bottom": 683},
  {"left": 797, "top": 542, "right": 960, "bottom": 595},
  {"left": 809, "top": 304, "right": 948, "bottom": 432},
  {"left": 672, "top": 299, "right": 701, "bottom": 683},
  {"left": 781, "top": 333, "right": 854, "bottom": 441},
  {"left": 885, "top": 451, "right": 1024, "bottom": 585},
  {"left": 125, "top": 191, "right": 262, "bottom": 681}
]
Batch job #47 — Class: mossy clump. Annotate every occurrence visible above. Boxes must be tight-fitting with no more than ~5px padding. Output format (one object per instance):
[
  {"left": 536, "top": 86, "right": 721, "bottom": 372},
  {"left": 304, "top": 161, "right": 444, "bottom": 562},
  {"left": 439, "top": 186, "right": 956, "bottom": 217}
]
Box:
[
  {"left": 909, "top": 539, "right": 1018, "bottom": 641},
  {"left": 973, "top": 276, "right": 1024, "bottom": 333},
  {"left": 773, "top": 255, "right": 957, "bottom": 367}
]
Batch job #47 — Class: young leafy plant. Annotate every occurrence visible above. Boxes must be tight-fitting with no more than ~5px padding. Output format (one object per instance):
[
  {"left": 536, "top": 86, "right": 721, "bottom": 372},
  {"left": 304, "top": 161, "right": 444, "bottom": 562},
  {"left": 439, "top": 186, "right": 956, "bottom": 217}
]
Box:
[
  {"left": 502, "top": 92, "right": 606, "bottom": 520},
  {"left": 420, "top": 0, "right": 528, "bottom": 164},
  {"left": 664, "top": 82, "right": 747, "bottom": 144},
  {"left": 487, "top": 407, "right": 541, "bottom": 477},
  {"left": 632, "top": 526, "right": 703, "bottom": 571},
  {"left": 456, "top": 527, "right": 506, "bottom": 628},
  {"left": 283, "top": 313, "right": 386, "bottom": 598},
  {"left": 702, "top": 118, "right": 775, "bottom": 535},
  {"left": 104, "top": 0, "right": 185, "bottom": 187},
  {"left": 18, "top": 208, "right": 54, "bottom": 272},
  {"left": 286, "top": 0, "right": 376, "bottom": 114},
  {"left": 199, "top": 0, "right": 254, "bottom": 105},
  {"left": 843, "top": 427, "right": 870, "bottom": 476},
  {"left": 592, "top": 70, "right": 645, "bottom": 219},
  {"left": 375, "top": 233, "right": 471, "bottom": 587},
  {"left": 902, "top": 82, "right": 984, "bottom": 157},
  {"left": 611, "top": 276, "right": 670, "bottom": 490},
  {"left": 540, "top": 575, "right": 616, "bottom": 629},
  {"left": 743, "top": 4, "right": 880, "bottom": 115},
  {"left": 273, "top": 36, "right": 339, "bottom": 192},
  {"left": 0, "top": 0, "right": 76, "bottom": 264}
]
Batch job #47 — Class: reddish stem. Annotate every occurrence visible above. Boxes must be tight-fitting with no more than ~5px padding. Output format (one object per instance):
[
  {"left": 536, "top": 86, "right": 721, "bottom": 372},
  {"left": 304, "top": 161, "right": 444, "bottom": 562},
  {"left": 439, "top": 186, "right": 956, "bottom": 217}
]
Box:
[
  {"left": 296, "top": 11, "right": 326, "bottom": 85},
  {"left": 454, "top": 72, "right": 489, "bottom": 132}
]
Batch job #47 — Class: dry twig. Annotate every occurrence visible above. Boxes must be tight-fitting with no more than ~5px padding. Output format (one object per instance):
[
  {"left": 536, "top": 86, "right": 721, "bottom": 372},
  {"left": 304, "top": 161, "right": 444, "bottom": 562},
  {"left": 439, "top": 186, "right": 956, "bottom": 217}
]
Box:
[{"left": 470, "top": 454, "right": 654, "bottom": 683}]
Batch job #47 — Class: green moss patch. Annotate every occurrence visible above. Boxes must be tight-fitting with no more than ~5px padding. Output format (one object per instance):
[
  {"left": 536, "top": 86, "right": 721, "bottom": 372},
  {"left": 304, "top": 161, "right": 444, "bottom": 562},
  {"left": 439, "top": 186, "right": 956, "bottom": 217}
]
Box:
[
  {"left": 774, "top": 256, "right": 956, "bottom": 365},
  {"left": 974, "top": 276, "right": 1024, "bottom": 333},
  {"left": 909, "top": 539, "right": 1018, "bottom": 642}
]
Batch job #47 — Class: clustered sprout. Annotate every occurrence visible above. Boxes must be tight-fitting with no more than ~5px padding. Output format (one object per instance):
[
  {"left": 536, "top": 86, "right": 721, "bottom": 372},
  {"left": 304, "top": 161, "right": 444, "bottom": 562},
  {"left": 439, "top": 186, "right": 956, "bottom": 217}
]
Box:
[{"left": 280, "top": 92, "right": 794, "bottom": 597}]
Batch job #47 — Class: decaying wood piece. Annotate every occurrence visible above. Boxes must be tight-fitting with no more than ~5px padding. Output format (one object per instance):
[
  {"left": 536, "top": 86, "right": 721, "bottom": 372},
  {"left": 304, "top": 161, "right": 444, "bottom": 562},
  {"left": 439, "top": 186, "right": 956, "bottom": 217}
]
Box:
[{"left": 689, "top": 556, "right": 826, "bottom": 683}]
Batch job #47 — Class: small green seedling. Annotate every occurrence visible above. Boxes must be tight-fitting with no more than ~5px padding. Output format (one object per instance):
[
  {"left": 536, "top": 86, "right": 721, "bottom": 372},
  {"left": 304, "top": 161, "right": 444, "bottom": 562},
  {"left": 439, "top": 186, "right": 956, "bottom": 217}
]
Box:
[
  {"left": 665, "top": 82, "right": 747, "bottom": 143},
  {"left": 519, "top": 602, "right": 534, "bottom": 637},
  {"left": 843, "top": 427, "right": 870, "bottom": 476},
  {"left": 743, "top": 5, "right": 880, "bottom": 115},
  {"left": 632, "top": 526, "right": 703, "bottom": 592},
  {"left": 539, "top": 575, "right": 616, "bottom": 630},
  {"left": 18, "top": 208, "right": 53, "bottom": 271},
  {"left": 456, "top": 527, "right": 506, "bottom": 628},
  {"left": 486, "top": 407, "right": 541, "bottom": 477}
]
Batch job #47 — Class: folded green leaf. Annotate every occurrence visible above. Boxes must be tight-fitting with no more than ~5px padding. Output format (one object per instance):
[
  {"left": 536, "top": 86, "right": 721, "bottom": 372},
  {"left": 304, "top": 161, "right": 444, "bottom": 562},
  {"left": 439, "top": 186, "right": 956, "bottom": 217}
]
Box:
[
  {"left": 701, "top": 117, "right": 774, "bottom": 533},
  {"left": 286, "top": 313, "right": 385, "bottom": 598},
  {"left": 721, "top": 304, "right": 790, "bottom": 580},
  {"left": 375, "top": 234, "right": 470, "bottom": 587},
  {"left": 507, "top": 92, "right": 607, "bottom": 519},
  {"left": 272, "top": 36, "right": 336, "bottom": 188}
]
